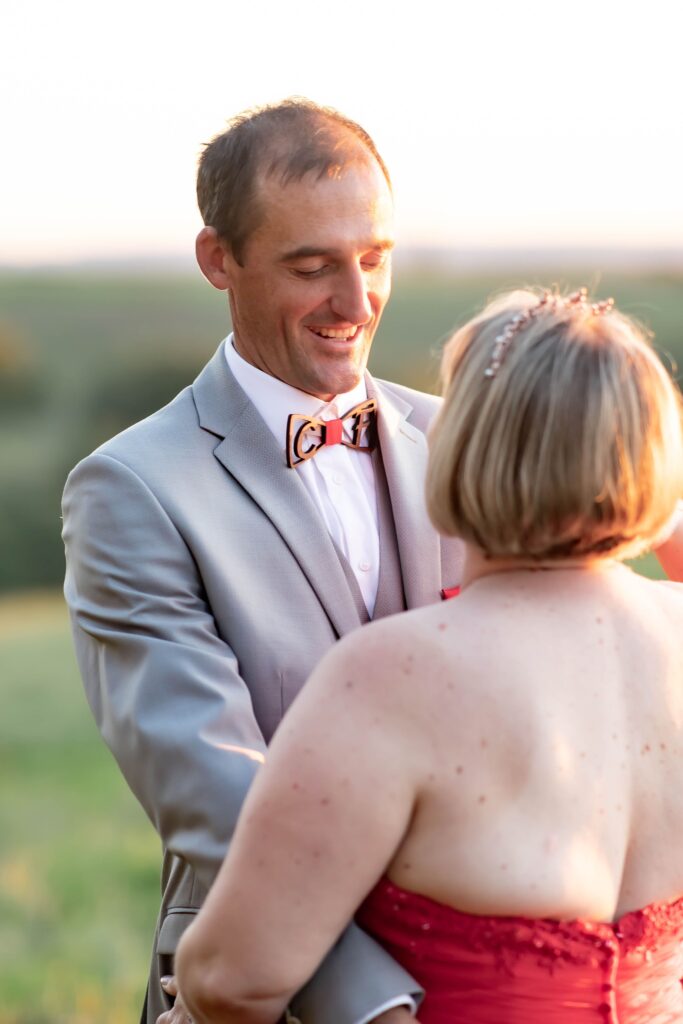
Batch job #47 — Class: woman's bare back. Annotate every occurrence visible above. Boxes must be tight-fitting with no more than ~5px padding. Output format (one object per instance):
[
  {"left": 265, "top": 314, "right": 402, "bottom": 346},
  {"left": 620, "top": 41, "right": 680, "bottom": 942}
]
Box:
[{"left": 385, "top": 563, "right": 683, "bottom": 923}]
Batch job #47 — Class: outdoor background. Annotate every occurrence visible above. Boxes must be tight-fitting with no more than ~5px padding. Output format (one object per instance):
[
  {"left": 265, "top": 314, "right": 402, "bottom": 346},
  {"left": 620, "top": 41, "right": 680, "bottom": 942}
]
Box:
[{"left": 2, "top": 0, "right": 682, "bottom": 1021}]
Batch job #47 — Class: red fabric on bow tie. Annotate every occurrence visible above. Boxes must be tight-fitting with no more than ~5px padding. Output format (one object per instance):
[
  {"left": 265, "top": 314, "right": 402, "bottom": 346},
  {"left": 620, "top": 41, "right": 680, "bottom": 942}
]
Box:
[
  {"left": 324, "top": 419, "right": 344, "bottom": 446},
  {"left": 286, "top": 399, "right": 378, "bottom": 469}
]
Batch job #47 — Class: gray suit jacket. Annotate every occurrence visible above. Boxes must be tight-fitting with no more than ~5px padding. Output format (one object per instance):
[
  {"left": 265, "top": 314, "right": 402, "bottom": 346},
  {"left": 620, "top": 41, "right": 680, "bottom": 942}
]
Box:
[{"left": 62, "top": 341, "right": 463, "bottom": 1023}]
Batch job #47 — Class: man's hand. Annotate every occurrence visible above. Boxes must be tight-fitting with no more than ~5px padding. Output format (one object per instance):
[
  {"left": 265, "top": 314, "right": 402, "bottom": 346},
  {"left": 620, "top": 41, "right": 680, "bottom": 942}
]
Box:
[
  {"left": 371, "top": 1009, "right": 418, "bottom": 1023},
  {"left": 157, "top": 976, "right": 191, "bottom": 1024}
]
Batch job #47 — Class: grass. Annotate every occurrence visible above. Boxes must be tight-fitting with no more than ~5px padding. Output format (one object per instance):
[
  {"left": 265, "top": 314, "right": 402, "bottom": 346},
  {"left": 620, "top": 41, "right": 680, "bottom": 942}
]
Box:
[
  {"left": 0, "top": 592, "right": 159, "bottom": 1024},
  {"left": 0, "top": 549, "right": 665, "bottom": 1021}
]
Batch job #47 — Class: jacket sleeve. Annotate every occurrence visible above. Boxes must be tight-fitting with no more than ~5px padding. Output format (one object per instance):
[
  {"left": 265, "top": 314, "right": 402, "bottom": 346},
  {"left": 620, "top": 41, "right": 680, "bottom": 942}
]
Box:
[
  {"left": 290, "top": 924, "right": 423, "bottom": 1024},
  {"left": 62, "top": 451, "right": 265, "bottom": 890},
  {"left": 62, "top": 451, "right": 422, "bottom": 1024}
]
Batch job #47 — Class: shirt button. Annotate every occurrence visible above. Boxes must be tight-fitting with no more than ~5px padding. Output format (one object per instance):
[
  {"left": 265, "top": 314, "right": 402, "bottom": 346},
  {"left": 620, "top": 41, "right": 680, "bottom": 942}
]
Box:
[
  {"left": 331, "top": 473, "right": 343, "bottom": 485},
  {"left": 358, "top": 561, "right": 371, "bottom": 572}
]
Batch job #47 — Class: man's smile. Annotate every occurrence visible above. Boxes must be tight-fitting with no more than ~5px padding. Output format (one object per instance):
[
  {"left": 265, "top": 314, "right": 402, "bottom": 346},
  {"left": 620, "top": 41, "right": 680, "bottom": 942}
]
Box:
[{"left": 307, "top": 325, "right": 363, "bottom": 341}]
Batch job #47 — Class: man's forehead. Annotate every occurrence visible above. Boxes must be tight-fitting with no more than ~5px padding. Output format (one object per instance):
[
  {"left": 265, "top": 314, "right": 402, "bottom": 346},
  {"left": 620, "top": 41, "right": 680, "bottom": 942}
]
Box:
[
  {"left": 253, "top": 166, "right": 394, "bottom": 250},
  {"left": 279, "top": 240, "right": 395, "bottom": 262}
]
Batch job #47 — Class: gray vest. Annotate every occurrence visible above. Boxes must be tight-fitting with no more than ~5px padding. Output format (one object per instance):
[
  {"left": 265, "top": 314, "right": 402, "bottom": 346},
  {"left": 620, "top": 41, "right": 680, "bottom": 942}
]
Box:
[{"left": 332, "top": 446, "right": 407, "bottom": 626}]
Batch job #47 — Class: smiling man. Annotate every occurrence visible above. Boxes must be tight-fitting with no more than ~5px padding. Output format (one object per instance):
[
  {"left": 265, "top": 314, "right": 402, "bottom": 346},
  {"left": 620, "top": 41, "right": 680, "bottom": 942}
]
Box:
[
  {"left": 198, "top": 157, "right": 395, "bottom": 400},
  {"left": 61, "top": 100, "right": 463, "bottom": 1024}
]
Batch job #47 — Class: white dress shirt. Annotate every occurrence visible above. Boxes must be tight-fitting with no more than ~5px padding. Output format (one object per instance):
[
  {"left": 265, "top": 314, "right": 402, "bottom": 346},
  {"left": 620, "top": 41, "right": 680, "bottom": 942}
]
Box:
[
  {"left": 225, "top": 336, "right": 380, "bottom": 615},
  {"left": 226, "top": 337, "right": 417, "bottom": 1021}
]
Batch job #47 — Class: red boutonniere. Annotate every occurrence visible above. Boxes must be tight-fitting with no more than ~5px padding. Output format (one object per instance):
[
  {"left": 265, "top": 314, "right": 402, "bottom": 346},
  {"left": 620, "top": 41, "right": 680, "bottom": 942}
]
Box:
[{"left": 440, "top": 585, "right": 461, "bottom": 600}]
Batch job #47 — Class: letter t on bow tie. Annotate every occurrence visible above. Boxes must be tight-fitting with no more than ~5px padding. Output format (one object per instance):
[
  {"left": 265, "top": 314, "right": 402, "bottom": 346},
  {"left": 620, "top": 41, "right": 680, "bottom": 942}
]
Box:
[{"left": 286, "top": 399, "right": 377, "bottom": 469}]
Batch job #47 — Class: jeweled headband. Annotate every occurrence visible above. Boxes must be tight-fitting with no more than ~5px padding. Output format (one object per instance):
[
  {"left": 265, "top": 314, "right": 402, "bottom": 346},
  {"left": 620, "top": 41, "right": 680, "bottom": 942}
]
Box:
[{"left": 484, "top": 288, "right": 615, "bottom": 380}]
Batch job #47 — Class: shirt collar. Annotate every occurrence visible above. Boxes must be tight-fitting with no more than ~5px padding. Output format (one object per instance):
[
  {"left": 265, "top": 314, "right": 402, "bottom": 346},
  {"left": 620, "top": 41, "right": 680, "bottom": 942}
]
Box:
[{"left": 224, "top": 333, "right": 369, "bottom": 446}]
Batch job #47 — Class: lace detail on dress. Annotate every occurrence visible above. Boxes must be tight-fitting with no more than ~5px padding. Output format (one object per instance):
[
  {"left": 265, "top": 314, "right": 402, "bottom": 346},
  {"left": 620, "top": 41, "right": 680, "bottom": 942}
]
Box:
[
  {"left": 356, "top": 879, "right": 683, "bottom": 1024},
  {"left": 361, "top": 878, "right": 683, "bottom": 961},
  {"left": 360, "top": 879, "right": 629, "bottom": 974},
  {"left": 612, "top": 897, "right": 683, "bottom": 953}
]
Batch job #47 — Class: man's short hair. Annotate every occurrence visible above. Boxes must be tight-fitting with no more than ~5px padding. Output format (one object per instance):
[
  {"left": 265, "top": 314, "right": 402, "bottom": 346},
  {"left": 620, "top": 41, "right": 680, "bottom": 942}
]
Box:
[
  {"left": 197, "top": 98, "right": 391, "bottom": 265},
  {"left": 426, "top": 289, "right": 683, "bottom": 561}
]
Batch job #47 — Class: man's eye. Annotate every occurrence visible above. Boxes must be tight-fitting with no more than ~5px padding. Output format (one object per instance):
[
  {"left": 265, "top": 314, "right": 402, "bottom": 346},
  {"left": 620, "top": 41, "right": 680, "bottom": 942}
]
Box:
[
  {"left": 294, "top": 266, "right": 327, "bottom": 278},
  {"left": 361, "top": 255, "right": 388, "bottom": 272}
]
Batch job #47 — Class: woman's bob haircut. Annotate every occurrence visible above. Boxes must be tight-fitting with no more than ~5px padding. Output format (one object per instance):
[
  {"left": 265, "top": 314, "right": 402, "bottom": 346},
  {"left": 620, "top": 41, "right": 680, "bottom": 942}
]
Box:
[{"left": 426, "top": 288, "right": 683, "bottom": 561}]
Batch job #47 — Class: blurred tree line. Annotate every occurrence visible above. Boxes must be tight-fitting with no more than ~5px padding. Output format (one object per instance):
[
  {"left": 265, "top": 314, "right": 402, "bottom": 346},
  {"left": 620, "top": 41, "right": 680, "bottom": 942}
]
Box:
[
  {"left": 1, "top": 268, "right": 681, "bottom": 594},
  {"left": 0, "top": 273, "right": 226, "bottom": 591}
]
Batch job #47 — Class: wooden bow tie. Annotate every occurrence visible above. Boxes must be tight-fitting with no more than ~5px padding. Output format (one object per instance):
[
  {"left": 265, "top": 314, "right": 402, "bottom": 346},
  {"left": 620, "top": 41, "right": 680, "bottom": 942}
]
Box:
[{"left": 286, "top": 399, "right": 378, "bottom": 469}]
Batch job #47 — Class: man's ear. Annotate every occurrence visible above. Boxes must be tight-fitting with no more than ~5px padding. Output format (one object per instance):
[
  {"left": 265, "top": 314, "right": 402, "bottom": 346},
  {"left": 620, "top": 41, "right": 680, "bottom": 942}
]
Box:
[{"left": 195, "top": 227, "right": 235, "bottom": 291}]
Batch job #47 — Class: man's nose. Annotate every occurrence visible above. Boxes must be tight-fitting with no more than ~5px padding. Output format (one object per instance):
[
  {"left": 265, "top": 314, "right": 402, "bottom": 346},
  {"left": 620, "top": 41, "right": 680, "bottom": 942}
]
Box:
[{"left": 330, "top": 265, "right": 373, "bottom": 324}]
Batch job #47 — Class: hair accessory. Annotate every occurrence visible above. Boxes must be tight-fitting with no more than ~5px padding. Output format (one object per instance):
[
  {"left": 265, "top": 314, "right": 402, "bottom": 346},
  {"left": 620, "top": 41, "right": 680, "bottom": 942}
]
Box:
[
  {"left": 484, "top": 288, "right": 614, "bottom": 380},
  {"left": 484, "top": 290, "right": 551, "bottom": 379},
  {"left": 591, "top": 298, "right": 615, "bottom": 315}
]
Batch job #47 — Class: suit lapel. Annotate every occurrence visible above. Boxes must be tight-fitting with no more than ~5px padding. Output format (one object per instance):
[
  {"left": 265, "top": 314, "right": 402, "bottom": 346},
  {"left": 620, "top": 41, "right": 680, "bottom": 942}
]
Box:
[
  {"left": 192, "top": 345, "right": 363, "bottom": 639},
  {"left": 369, "top": 377, "right": 443, "bottom": 610}
]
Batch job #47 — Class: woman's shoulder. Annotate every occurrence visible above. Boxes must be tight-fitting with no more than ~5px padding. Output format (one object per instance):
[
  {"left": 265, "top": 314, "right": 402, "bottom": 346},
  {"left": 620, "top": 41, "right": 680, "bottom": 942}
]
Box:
[
  {"left": 655, "top": 579, "right": 683, "bottom": 596},
  {"left": 310, "top": 606, "right": 457, "bottom": 709},
  {"left": 625, "top": 573, "right": 683, "bottom": 621}
]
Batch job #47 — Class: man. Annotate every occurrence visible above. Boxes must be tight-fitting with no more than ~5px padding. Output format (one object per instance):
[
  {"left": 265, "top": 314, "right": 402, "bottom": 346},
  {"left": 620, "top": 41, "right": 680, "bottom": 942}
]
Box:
[{"left": 62, "top": 99, "right": 463, "bottom": 1024}]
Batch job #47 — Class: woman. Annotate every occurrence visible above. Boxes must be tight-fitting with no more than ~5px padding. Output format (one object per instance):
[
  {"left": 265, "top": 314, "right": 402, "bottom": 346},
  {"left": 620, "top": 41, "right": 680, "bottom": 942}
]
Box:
[{"left": 176, "top": 288, "right": 683, "bottom": 1023}]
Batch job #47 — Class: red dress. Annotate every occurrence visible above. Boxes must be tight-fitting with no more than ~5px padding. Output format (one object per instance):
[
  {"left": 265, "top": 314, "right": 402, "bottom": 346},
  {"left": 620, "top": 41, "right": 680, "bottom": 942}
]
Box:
[{"left": 356, "top": 878, "right": 683, "bottom": 1023}]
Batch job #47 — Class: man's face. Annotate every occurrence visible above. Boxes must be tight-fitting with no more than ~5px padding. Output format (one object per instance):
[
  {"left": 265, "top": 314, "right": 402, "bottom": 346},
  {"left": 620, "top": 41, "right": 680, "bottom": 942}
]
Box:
[{"left": 224, "top": 159, "right": 394, "bottom": 400}]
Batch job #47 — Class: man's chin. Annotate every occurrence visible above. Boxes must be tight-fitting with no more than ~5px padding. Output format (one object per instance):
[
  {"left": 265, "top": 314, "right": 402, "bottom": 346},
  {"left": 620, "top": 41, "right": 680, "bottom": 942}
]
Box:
[
  {"left": 317, "top": 371, "right": 365, "bottom": 400},
  {"left": 294, "top": 360, "right": 366, "bottom": 401}
]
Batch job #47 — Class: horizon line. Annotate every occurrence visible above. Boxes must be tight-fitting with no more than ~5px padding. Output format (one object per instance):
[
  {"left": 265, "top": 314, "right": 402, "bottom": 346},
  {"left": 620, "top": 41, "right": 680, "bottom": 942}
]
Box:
[{"left": 1, "top": 244, "right": 682, "bottom": 275}]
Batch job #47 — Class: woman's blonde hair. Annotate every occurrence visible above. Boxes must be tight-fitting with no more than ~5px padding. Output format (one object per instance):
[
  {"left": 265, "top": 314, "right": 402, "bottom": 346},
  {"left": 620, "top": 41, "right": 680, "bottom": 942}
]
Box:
[{"left": 426, "top": 288, "right": 683, "bottom": 561}]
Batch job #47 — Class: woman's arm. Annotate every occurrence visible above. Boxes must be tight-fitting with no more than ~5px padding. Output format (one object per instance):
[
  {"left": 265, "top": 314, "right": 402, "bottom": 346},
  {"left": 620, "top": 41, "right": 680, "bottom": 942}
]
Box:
[{"left": 176, "top": 624, "right": 428, "bottom": 1024}]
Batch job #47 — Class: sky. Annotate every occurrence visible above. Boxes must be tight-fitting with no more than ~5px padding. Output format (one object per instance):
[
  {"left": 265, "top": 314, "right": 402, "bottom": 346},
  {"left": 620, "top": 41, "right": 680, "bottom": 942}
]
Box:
[{"left": 2, "top": 0, "right": 682, "bottom": 265}]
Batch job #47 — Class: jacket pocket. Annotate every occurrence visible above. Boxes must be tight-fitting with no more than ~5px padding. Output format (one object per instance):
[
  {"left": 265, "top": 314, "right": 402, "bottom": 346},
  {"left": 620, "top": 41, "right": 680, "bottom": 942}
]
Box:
[{"left": 157, "top": 907, "right": 197, "bottom": 955}]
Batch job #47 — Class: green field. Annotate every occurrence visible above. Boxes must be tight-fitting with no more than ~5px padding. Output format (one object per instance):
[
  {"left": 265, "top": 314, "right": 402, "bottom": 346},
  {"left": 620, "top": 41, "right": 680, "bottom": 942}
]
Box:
[
  {"left": 1, "top": 265, "right": 682, "bottom": 591},
  {"left": 0, "top": 592, "right": 159, "bottom": 1024}
]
